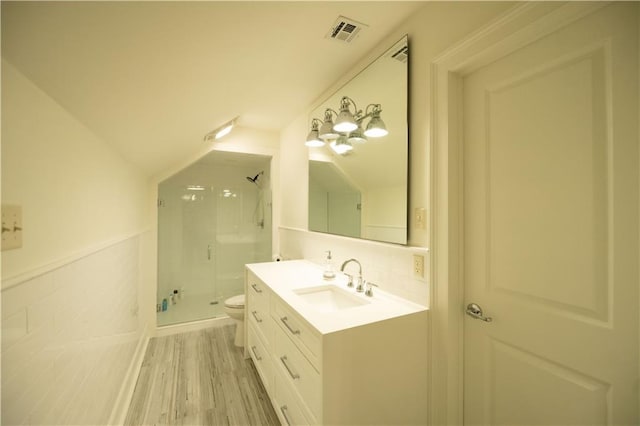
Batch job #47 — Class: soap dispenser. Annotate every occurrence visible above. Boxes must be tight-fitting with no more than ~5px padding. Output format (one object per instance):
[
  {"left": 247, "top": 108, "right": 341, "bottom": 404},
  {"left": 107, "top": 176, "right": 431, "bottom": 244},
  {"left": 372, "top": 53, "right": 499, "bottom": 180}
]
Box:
[{"left": 323, "top": 250, "right": 336, "bottom": 280}]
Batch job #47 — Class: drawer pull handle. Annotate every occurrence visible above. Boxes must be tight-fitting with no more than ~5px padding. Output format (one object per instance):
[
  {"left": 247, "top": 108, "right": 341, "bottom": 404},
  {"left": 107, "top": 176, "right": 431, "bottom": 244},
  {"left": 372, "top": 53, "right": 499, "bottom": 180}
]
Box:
[
  {"left": 250, "top": 345, "right": 262, "bottom": 361},
  {"left": 280, "top": 316, "right": 300, "bottom": 335},
  {"left": 280, "top": 356, "right": 300, "bottom": 380},
  {"left": 251, "top": 283, "right": 262, "bottom": 293},
  {"left": 251, "top": 310, "right": 263, "bottom": 323},
  {"left": 280, "top": 405, "right": 293, "bottom": 426}
]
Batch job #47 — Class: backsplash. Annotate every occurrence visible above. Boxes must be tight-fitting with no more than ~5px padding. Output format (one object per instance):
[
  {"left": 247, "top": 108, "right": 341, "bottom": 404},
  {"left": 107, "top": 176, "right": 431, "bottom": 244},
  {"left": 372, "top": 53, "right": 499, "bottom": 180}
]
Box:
[
  {"left": 278, "top": 227, "right": 430, "bottom": 307},
  {"left": 1, "top": 235, "right": 144, "bottom": 425}
]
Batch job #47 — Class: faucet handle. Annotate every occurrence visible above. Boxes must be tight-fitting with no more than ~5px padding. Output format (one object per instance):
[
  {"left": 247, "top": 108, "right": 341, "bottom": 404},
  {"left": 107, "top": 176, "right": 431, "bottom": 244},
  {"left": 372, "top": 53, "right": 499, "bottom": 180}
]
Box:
[
  {"left": 344, "top": 273, "right": 354, "bottom": 288},
  {"left": 365, "top": 281, "right": 379, "bottom": 297}
]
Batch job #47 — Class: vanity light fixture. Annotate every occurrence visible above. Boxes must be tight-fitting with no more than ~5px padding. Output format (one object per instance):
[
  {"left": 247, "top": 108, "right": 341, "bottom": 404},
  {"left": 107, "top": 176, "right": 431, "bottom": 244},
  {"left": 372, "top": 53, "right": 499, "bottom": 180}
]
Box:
[
  {"left": 318, "top": 109, "right": 340, "bottom": 140},
  {"left": 305, "top": 118, "right": 325, "bottom": 147},
  {"left": 333, "top": 97, "right": 359, "bottom": 133},
  {"left": 330, "top": 135, "right": 353, "bottom": 154},
  {"left": 204, "top": 116, "right": 238, "bottom": 142},
  {"left": 305, "top": 96, "right": 387, "bottom": 153},
  {"left": 363, "top": 105, "right": 388, "bottom": 137},
  {"left": 347, "top": 121, "right": 367, "bottom": 144}
]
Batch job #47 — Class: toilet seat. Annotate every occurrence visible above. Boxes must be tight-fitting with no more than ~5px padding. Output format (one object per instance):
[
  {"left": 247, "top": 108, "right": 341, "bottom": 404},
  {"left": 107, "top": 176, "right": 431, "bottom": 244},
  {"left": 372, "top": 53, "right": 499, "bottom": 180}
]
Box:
[{"left": 224, "top": 294, "right": 245, "bottom": 309}]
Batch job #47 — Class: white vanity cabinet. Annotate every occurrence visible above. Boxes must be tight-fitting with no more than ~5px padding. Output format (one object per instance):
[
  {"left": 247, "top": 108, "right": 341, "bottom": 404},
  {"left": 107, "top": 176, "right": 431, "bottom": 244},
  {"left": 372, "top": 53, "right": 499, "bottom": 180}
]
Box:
[
  {"left": 272, "top": 298, "right": 322, "bottom": 423},
  {"left": 246, "top": 271, "right": 274, "bottom": 392},
  {"left": 245, "top": 262, "right": 429, "bottom": 425}
]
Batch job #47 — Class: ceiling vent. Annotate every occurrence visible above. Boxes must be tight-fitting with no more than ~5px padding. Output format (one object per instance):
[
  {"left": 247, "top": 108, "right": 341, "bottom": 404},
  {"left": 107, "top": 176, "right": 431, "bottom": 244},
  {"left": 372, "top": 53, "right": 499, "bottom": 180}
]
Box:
[
  {"left": 387, "top": 43, "right": 409, "bottom": 63},
  {"left": 327, "top": 16, "right": 367, "bottom": 43}
]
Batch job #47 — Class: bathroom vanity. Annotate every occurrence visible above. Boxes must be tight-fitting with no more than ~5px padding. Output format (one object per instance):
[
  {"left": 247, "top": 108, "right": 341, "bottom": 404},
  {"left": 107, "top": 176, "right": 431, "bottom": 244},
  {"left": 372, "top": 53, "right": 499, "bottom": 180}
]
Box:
[{"left": 244, "top": 260, "right": 429, "bottom": 425}]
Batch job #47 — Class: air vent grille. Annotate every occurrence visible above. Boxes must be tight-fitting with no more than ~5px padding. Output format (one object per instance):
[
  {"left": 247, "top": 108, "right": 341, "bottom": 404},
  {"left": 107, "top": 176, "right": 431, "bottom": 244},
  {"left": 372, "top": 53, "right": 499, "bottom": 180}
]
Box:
[
  {"left": 327, "top": 16, "right": 367, "bottom": 43},
  {"left": 391, "top": 45, "right": 409, "bottom": 63}
]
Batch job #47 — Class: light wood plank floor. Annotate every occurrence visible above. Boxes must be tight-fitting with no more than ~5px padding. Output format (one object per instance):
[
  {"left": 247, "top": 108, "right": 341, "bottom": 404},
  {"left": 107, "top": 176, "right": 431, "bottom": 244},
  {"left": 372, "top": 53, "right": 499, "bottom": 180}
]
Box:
[{"left": 124, "top": 324, "right": 280, "bottom": 426}]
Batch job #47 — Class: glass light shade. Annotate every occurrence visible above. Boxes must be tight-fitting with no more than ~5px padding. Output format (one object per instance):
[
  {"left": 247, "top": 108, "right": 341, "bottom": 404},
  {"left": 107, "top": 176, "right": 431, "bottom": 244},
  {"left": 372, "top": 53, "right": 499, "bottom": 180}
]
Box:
[
  {"left": 319, "top": 119, "right": 340, "bottom": 140},
  {"left": 333, "top": 109, "right": 358, "bottom": 133},
  {"left": 364, "top": 115, "right": 388, "bottom": 137},
  {"left": 330, "top": 137, "right": 353, "bottom": 155},
  {"left": 305, "top": 129, "right": 325, "bottom": 147},
  {"left": 348, "top": 123, "right": 367, "bottom": 144},
  {"left": 215, "top": 123, "right": 234, "bottom": 139}
]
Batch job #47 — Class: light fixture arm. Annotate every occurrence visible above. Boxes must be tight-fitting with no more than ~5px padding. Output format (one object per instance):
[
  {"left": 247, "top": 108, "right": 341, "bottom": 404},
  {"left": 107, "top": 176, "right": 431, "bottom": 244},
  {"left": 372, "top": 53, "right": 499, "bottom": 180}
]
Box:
[{"left": 359, "top": 103, "right": 382, "bottom": 121}]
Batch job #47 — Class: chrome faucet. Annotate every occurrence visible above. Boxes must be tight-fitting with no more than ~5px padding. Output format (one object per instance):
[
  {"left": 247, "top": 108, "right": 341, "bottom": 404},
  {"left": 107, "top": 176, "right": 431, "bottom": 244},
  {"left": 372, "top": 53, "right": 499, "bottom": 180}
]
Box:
[{"left": 340, "top": 258, "right": 363, "bottom": 291}]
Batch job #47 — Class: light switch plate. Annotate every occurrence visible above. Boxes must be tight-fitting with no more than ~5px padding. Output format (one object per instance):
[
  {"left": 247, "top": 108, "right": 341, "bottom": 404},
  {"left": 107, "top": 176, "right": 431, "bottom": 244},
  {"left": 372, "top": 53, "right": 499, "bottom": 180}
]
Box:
[{"left": 2, "top": 204, "right": 23, "bottom": 251}]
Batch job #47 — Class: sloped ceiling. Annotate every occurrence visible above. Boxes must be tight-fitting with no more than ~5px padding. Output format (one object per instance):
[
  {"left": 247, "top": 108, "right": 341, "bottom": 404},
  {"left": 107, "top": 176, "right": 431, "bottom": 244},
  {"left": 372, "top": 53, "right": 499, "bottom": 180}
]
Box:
[{"left": 1, "top": 1, "right": 425, "bottom": 176}]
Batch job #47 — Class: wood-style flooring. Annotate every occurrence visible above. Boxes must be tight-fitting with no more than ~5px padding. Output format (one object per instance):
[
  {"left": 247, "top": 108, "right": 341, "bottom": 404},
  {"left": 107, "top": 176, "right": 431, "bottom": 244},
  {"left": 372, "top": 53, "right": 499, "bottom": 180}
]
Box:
[{"left": 124, "top": 324, "right": 280, "bottom": 426}]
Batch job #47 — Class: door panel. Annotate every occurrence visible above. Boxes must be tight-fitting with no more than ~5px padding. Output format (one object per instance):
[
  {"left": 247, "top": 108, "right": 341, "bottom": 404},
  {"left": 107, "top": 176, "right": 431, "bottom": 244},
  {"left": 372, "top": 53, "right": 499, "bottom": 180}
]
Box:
[
  {"left": 463, "top": 4, "right": 638, "bottom": 425},
  {"left": 486, "top": 49, "right": 608, "bottom": 321},
  {"left": 490, "top": 339, "right": 609, "bottom": 426}
]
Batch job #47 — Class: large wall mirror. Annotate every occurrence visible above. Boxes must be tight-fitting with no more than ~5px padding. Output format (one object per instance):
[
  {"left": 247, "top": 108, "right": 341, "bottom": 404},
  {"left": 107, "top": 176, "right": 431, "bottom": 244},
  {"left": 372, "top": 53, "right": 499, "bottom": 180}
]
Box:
[{"left": 307, "top": 35, "right": 408, "bottom": 244}]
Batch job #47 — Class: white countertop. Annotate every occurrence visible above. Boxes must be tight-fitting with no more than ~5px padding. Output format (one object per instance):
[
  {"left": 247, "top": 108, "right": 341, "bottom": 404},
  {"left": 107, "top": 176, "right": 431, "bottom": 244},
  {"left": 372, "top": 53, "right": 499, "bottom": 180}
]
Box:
[{"left": 246, "top": 259, "right": 428, "bottom": 335}]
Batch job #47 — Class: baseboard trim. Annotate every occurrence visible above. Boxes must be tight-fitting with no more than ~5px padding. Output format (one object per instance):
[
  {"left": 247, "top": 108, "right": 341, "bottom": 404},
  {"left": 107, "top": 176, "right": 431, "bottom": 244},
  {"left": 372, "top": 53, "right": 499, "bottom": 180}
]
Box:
[
  {"left": 107, "top": 325, "right": 150, "bottom": 426},
  {"left": 155, "top": 315, "right": 234, "bottom": 337}
]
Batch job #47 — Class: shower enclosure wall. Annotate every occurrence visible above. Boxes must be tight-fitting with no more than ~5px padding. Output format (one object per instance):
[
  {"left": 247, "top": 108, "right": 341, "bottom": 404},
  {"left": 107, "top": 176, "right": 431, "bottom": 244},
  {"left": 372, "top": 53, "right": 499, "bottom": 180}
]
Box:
[{"left": 157, "top": 153, "right": 271, "bottom": 327}]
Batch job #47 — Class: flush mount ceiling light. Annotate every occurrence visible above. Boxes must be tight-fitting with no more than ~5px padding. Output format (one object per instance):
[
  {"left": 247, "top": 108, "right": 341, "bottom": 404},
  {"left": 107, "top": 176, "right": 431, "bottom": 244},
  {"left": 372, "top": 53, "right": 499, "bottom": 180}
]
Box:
[
  {"left": 204, "top": 116, "right": 238, "bottom": 142},
  {"left": 305, "top": 96, "right": 387, "bottom": 155}
]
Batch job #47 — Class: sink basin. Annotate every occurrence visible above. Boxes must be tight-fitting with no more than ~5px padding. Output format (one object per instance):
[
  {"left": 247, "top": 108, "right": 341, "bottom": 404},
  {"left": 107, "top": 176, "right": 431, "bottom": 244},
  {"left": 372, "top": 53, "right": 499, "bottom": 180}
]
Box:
[{"left": 293, "top": 285, "right": 370, "bottom": 313}]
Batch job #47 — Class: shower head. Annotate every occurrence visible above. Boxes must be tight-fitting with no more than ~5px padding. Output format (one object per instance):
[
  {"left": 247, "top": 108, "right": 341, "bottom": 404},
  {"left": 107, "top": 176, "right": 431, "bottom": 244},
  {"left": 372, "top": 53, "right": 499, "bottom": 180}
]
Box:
[{"left": 246, "top": 171, "right": 264, "bottom": 184}]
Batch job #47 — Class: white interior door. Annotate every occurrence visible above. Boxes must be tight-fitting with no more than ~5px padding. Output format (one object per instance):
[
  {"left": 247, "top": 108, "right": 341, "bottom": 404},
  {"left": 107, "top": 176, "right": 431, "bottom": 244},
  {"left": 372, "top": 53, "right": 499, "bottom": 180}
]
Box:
[{"left": 462, "top": 3, "right": 638, "bottom": 425}]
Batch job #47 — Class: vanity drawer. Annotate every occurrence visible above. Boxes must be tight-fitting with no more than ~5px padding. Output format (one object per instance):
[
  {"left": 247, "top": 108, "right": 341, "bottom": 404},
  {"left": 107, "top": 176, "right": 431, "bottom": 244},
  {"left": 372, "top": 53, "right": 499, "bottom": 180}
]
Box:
[
  {"left": 247, "top": 272, "right": 272, "bottom": 342},
  {"left": 248, "top": 303, "right": 272, "bottom": 344},
  {"left": 273, "top": 363, "right": 317, "bottom": 426},
  {"left": 247, "top": 322, "right": 273, "bottom": 393},
  {"left": 274, "top": 322, "right": 321, "bottom": 420},
  {"left": 272, "top": 298, "right": 321, "bottom": 368},
  {"left": 247, "top": 272, "right": 270, "bottom": 312}
]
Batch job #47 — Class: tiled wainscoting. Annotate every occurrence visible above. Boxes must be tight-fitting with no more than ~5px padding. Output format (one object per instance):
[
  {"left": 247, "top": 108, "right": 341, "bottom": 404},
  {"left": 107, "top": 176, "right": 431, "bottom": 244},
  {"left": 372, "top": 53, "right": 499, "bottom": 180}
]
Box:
[
  {"left": 278, "top": 227, "right": 430, "bottom": 307},
  {"left": 1, "top": 235, "right": 148, "bottom": 425}
]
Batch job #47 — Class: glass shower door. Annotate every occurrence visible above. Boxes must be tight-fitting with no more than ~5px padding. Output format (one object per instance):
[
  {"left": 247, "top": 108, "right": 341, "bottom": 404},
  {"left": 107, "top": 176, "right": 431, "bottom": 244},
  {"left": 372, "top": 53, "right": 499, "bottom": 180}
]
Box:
[
  {"left": 156, "top": 153, "right": 272, "bottom": 328},
  {"left": 157, "top": 185, "right": 220, "bottom": 326}
]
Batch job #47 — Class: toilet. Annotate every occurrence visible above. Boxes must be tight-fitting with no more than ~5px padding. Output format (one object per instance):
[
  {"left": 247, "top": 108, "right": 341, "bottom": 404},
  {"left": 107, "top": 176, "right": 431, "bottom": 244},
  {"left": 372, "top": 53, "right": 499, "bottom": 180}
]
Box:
[{"left": 224, "top": 294, "right": 245, "bottom": 347}]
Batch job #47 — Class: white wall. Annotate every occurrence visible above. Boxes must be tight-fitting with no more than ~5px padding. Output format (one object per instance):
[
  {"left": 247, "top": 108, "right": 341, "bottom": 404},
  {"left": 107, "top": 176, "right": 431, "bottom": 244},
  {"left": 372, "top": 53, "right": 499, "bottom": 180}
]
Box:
[
  {"left": 1, "top": 237, "right": 145, "bottom": 425},
  {"left": 277, "top": 2, "right": 516, "bottom": 425},
  {"left": 1, "top": 59, "right": 151, "bottom": 425},
  {"left": 1, "top": 59, "right": 149, "bottom": 280}
]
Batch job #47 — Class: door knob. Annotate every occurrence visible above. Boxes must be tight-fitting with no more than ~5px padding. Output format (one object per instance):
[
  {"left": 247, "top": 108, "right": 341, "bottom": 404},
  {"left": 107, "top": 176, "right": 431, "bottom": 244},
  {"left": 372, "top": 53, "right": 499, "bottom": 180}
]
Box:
[{"left": 466, "top": 303, "right": 492, "bottom": 322}]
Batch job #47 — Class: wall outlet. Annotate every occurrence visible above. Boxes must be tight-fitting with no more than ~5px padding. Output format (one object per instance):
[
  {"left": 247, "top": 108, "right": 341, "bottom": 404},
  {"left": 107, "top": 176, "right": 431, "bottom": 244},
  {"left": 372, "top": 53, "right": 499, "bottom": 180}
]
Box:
[
  {"left": 415, "top": 208, "right": 426, "bottom": 230},
  {"left": 413, "top": 254, "right": 425, "bottom": 278}
]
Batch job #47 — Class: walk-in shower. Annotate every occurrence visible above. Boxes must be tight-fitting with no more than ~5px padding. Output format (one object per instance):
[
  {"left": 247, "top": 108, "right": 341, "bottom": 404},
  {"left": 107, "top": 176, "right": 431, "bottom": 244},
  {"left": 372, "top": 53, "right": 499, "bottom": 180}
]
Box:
[{"left": 157, "top": 151, "right": 271, "bottom": 327}]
